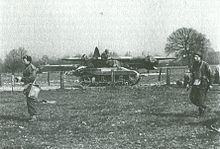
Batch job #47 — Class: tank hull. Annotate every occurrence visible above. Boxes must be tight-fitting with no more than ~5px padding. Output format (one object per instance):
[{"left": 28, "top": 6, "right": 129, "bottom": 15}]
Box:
[{"left": 75, "top": 67, "right": 140, "bottom": 86}]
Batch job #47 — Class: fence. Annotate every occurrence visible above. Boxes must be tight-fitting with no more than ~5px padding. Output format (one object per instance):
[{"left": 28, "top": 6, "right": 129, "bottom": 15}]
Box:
[
  {"left": 0, "top": 67, "right": 190, "bottom": 89},
  {"left": 0, "top": 65, "right": 219, "bottom": 90},
  {"left": 138, "top": 66, "right": 189, "bottom": 86},
  {"left": 0, "top": 72, "right": 79, "bottom": 91}
]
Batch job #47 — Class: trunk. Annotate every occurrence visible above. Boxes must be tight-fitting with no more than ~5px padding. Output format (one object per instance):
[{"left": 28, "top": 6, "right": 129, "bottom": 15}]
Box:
[
  {"left": 184, "top": 40, "right": 191, "bottom": 69},
  {"left": 187, "top": 53, "right": 191, "bottom": 69}
]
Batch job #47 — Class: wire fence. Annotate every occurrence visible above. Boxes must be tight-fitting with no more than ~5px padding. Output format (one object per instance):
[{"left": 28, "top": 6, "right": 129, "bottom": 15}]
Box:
[{"left": 0, "top": 65, "right": 219, "bottom": 91}]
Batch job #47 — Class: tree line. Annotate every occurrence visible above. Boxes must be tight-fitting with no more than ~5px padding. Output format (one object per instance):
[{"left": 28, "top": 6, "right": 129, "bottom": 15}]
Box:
[
  {"left": 0, "top": 27, "right": 219, "bottom": 73},
  {"left": 0, "top": 47, "right": 66, "bottom": 74},
  {"left": 165, "top": 27, "right": 219, "bottom": 66}
]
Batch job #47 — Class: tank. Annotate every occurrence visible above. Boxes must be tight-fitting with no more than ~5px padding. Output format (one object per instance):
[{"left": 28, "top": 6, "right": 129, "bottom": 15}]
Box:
[{"left": 68, "top": 66, "right": 140, "bottom": 86}]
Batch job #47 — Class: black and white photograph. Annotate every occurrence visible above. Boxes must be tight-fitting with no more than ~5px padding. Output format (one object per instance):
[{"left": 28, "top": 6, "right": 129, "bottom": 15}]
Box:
[{"left": 0, "top": 0, "right": 220, "bottom": 148}]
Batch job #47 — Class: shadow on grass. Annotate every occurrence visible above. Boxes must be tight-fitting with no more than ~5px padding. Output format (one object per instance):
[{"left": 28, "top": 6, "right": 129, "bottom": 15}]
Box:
[
  {"left": 0, "top": 100, "right": 23, "bottom": 104},
  {"left": 187, "top": 118, "right": 219, "bottom": 130},
  {"left": 3, "top": 144, "right": 46, "bottom": 149},
  {"left": 151, "top": 111, "right": 196, "bottom": 118},
  {"left": 0, "top": 115, "right": 29, "bottom": 122},
  {"left": 186, "top": 111, "right": 220, "bottom": 130}
]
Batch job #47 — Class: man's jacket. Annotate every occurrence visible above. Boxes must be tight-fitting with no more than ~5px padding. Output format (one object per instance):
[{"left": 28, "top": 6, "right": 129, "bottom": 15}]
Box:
[
  {"left": 190, "top": 60, "right": 211, "bottom": 89},
  {"left": 21, "top": 63, "right": 37, "bottom": 85}
]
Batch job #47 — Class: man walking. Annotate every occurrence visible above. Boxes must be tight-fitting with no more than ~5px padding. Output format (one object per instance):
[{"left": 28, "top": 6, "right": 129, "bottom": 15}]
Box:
[
  {"left": 16, "top": 55, "right": 38, "bottom": 121},
  {"left": 188, "top": 51, "right": 212, "bottom": 116}
]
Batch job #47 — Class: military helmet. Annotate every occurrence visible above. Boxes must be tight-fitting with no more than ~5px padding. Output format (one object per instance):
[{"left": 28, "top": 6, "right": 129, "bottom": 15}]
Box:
[
  {"left": 193, "top": 51, "right": 203, "bottom": 59},
  {"left": 104, "top": 49, "right": 109, "bottom": 53},
  {"left": 22, "top": 55, "right": 32, "bottom": 62}
]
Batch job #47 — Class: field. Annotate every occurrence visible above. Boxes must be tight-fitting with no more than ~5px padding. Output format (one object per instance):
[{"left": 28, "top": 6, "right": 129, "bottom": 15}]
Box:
[{"left": 0, "top": 84, "right": 220, "bottom": 148}]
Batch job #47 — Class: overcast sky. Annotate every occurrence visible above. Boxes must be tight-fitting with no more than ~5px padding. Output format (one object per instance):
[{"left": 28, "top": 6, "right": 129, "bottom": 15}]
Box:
[{"left": 0, "top": 0, "right": 219, "bottom": 59}]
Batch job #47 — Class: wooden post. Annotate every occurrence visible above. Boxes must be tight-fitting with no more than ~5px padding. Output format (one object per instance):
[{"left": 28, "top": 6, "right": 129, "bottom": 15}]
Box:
[
  {"left": 47, "top": 72, "right": 50, "bottom": 86},
  {"left": 166, "top": 68, "right": 170, "bottom": 85},
  {"left": 11, "top": 74, "right": 15, "bottom": 92},
  {"left": 0, "top": 73, "right": 2, "bottom": 87},
  {"left": 158, "top": 68, "right": 162, "bottom": 81},
  {"left": 60, "top": 71, "right": 64, "bottom": 89},
  {"left": 111, "top": 70, "right": 115, "bottom": 85}
]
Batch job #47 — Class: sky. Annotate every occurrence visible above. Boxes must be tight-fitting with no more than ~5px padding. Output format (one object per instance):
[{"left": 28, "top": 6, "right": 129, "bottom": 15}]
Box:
[{"left": 0, "top": 0, "right": 219, "bottom": 59}]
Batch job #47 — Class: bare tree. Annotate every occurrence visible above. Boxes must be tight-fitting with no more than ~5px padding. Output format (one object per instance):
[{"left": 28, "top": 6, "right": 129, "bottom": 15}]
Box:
[
  {"left": 109, "top": 51, "right": 118, "bottom": 57},
  {"left": 165, "top": 27, "right": 212, "bottom": 67},
  {"left": 4, "top": 47, "right": 27, "bottom": 74},
  {"left": 41, "top": 55, "right": 49, "bottom": 65},
  {"left": 18, "top": 47, "right": 27, "bottom": 59},
  {"left": 125, "top": 51, "right": 131, "bottom": 56},
  {"left": 0, "top": 58, "right": 3, "bottom": 72}
]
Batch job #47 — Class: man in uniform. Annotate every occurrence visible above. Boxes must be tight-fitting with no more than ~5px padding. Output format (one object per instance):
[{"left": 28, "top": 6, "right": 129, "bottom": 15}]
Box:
[
  {"left": 213, "top": 67, "right": 219, "bottom": 84},
  {"left": 81, "top": 54, "right": 89, "bottom": 66},
  {"left": 101, "top": 49, "right": 110, "bottom": 67},
  {"left": 188, "top": 51, "right": 212, "bottom": 116},
  {"left": 16, "top": 55, "right": 38, "bottom": 121}
]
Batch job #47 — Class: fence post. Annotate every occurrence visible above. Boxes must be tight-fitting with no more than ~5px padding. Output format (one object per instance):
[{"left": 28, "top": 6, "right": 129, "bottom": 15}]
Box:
[
  {"left": 158, "top": 68, "right": 162, "bottom": 81},
  {"left": 11, "top": 74, "right": 15, "bottom": 92},
  {"left": 0, "top": 73, "right": 2, "bottom": 87},
  {"left": 111, "top": 70, "right": 115, "bottom": 85},
  {"left": 60, "top": 71, "right": 64, "bottom": 89},
  {"left": 47, "top": 72, "right": 50, "bottom": 86},
  {"left": 166, "top": 67, "right": 170, "bottom": 85}
]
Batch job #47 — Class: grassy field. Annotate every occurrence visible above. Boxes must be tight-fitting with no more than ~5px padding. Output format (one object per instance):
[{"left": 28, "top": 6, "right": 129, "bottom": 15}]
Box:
[{"left": 0, "top": 84, "right": 220, "bottom": 148}]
